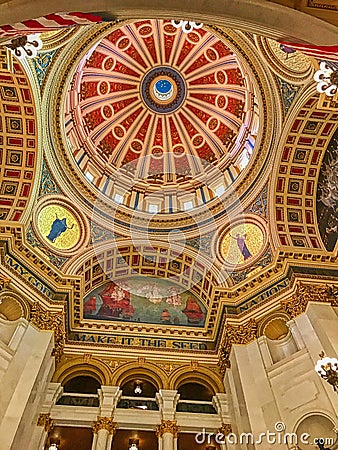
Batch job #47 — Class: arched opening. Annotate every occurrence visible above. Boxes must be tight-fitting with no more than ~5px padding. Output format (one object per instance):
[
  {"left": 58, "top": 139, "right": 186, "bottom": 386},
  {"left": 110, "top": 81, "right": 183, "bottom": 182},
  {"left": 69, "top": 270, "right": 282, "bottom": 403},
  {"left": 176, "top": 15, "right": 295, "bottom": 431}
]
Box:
[
  {"left": 117, "top": 378, "right": 159, "bottom": 411},
  {"left": 63, "top": 376, "right": 101, "bottom": 394},
  {"left": 57, "top": 375, "right": 101, "bottom": 407},
  {"left": 178, "top": 382, "right": 214, "bottom": 401},
  {"left": 177, "top": 382, "right": 217, "bottom": 414}
]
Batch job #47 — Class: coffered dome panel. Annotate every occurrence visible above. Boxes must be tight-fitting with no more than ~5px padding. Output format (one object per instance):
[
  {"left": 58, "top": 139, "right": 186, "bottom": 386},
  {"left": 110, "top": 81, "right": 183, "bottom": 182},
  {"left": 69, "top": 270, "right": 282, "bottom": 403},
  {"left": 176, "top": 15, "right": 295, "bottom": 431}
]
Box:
[{"left": 63, "top": 20, "right": 262, "bottom": 218}]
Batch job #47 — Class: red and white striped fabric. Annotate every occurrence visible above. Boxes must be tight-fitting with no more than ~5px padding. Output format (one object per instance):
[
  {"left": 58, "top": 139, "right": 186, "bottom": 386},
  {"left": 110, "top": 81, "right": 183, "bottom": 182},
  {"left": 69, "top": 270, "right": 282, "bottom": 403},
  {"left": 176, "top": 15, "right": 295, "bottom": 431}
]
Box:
[
  {"left": 279, "top": 41, "right": 338, "bottom": 63},
  {"left": 0, "top": 12, "right": 104, "bottom": 38}
]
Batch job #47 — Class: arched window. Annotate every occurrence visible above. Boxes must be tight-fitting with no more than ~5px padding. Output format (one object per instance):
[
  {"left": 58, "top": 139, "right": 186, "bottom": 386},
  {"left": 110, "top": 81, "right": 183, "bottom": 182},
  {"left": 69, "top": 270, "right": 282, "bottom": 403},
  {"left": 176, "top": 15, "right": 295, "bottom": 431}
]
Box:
[{"left": 63, "top": 376, "right": 101, "bottom": 395}]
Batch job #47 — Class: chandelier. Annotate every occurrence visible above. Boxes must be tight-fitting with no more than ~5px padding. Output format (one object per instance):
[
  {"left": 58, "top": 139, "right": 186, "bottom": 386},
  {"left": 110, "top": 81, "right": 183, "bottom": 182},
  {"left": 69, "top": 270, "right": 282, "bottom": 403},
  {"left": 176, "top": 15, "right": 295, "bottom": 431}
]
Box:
[
  {"left": 171, "top": 20, "right": 203, "bottom": 33},
  {"left": 6, "top": 34, "right": 43, "bottom": 59},
  {"left": 314, "top": 62, "right": 338, "bottom": 97},
  {"left": 315, "top": 351, "right": 338, "bottom": 392}
]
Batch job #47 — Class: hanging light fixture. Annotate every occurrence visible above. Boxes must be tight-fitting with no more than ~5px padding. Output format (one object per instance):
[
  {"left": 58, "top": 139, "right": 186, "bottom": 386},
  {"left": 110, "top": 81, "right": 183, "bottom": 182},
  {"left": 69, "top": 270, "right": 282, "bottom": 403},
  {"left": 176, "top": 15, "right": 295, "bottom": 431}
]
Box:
[
  {"left": 134, "top": 380, "right": 143, "bottom": 395},
  {"left": 315, "top": 351, "right": 338, "bottom": 392},
  {"left": 314, "top": 62, "right": 338, "bottom": 97},
  {"left": 129, "top": 438, "right": 139, "bottom": 450},
  {"left": 171, "top": 20, "right": 203, "bottom": 34},
  {"left": 49, "top": 444, "right": 58, "bottom": 450}
]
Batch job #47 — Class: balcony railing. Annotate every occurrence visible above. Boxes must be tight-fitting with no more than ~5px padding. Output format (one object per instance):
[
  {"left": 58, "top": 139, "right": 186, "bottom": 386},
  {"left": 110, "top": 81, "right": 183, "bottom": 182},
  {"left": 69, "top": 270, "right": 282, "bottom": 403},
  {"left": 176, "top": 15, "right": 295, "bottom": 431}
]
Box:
[
  {"left": 117, "top": 396, "right": 159, "bottom": 411},
  {"left": 176, "top": 399, "right": 217, "bottom": 414},
  {"left": 56, "top": 392, "right": 99, "bottom": 407}
]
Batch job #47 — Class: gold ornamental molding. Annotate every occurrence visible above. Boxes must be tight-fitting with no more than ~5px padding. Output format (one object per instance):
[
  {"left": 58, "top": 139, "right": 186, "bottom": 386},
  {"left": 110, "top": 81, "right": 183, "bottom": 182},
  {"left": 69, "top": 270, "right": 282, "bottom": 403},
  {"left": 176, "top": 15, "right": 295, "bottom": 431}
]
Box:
[
  {"left": 218, "top": 423, "right": 232, "bottom": 436},
  {"left": 92, "top": 416, "right": 117, "bottom": 435},
  {"left": 30, "top": 302, "right": 65, "bottom": 362},
  {"left": 0, "top": 274, "right": 10, "bottom": 292},
  {"left": 281, "top": 282, "right": 338, "bottom": 318},
  {"left": 155, "top": 420, "right": 180, "bottom": 438},
  {"left": 37, "top": 413, "right": 54, "bottom": 433},
  {"left": 218, "top": 319, "right": 257, "bottom": 374}
]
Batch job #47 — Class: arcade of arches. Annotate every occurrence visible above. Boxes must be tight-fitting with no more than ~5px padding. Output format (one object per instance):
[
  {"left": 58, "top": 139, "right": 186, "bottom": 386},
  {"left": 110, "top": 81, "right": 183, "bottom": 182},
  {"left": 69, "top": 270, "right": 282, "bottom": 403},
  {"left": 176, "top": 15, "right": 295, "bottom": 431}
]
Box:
[{"left": 0, "top": 4, "right": 337, "bottom": 450}]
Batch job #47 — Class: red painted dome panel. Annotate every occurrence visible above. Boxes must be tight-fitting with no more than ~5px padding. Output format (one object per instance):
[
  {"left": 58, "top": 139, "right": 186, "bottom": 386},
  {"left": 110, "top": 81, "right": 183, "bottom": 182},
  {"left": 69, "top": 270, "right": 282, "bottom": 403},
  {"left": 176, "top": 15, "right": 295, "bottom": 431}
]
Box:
[{"left": 65, "top": 20, "right": 258, "bottom": 211}]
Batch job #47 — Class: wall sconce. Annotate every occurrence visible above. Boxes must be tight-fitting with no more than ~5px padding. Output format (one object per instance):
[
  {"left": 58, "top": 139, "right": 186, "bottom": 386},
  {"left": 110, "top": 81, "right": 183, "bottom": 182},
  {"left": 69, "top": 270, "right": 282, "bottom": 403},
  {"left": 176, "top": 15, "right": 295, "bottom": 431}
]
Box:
[
  {"left": 206, "top": 446, "right": 216, "bottom": 450},
  {"left": 315, "top": 352, "right": 338, "bottom": 392},
  {"left": 129, "top": 438, "right": 139, "bottom": 450}
]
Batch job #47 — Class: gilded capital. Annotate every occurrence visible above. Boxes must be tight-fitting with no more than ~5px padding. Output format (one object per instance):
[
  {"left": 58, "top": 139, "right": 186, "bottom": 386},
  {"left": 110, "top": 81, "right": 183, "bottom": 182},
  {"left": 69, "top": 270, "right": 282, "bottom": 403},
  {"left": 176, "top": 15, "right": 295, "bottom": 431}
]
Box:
[
  {"left": 218, "top": 319, "right": 257, "bottom": 374},
  {"left": 30, "top": 302, "right": 65, "bottom": 362},
  {"left": 92, "top": 416, "right": 117, "bottom": 435},
  {"left": 218, "top": 423, "right": 232, "bottom": 436},
  {"left": 156, "top": 420, "right": 180, "bottom": 438},
  {"left": 37, "top": 413, "right": 54, "bottom": 433},
  {"left": 0, "top": 274, "right": 10, "bottom": 292}
]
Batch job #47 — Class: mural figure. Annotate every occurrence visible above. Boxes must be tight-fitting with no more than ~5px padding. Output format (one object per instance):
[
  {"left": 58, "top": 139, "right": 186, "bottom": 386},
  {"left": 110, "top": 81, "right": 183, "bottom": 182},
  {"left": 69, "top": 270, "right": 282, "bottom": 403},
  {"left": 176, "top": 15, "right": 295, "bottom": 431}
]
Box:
[
  {"left": 84, "top": 296, "right": 96, "bottom": 315},
  {"left": 96, "top": 282, "right": 134, "bottom": 319},
  {"left": 182, "top": 297, "right": 204, "bottom": 324},
  {"left": 317, "top": 131, "right": 338, "bottom": 251},
  {"left": 146, "top": 283, "right": 162, "bottom": 304},
  {"left": 166, "top": 286, "right": 182, "bottom": 306},
  {"left": 47, "top": 214, "right": 74, "bottom": 243},
  {"left": 161, "top": 309, "right": 171, "bottom": 323},
  {"left": 231, "top": 233, "right": 252, "bottom": 260}
]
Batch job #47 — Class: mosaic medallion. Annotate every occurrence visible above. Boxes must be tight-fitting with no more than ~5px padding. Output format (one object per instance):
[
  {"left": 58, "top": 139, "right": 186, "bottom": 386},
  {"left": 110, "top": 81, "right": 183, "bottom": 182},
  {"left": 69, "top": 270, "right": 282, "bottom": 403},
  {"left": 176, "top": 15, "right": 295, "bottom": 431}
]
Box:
[
  {"left": 33, "top": 197, "right": 90, "bottom": 256},
  {"left": 219, "top": 219, "right": 266, "bottom": 268},
  {"left": 38, "top": 205, "right": 80, "bottom": 250}
]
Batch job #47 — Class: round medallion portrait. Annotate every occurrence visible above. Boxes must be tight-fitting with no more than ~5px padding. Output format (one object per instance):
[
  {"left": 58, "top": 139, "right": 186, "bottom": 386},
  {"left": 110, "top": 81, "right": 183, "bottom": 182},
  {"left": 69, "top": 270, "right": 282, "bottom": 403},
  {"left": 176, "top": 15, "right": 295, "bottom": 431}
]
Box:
[
  {"left": 37, "top": 205, "right": 81, "bottom": 250},
  {"left": 220, "top": 221, "right": 265, "bottom": 268}
]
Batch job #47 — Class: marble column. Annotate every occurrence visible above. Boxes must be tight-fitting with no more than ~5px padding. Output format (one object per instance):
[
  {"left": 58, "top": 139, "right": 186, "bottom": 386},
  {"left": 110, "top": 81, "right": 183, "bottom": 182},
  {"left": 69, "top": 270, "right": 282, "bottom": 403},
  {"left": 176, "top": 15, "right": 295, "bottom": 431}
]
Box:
[
  {"left": 156, "top": 420, "right": 179, "bottom": 450},
  {"left": 91, "top": 416, "right": 117, "bottom": 450}
]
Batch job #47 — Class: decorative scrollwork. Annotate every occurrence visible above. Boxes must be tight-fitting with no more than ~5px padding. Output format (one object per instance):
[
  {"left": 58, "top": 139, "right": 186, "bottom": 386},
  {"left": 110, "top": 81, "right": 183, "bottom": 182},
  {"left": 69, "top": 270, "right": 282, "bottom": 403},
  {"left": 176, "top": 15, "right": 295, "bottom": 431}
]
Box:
[
  {"left": 30, "top": 302, "right": 65, "bottom": 362},
  {"left": 0, "top": 274, "right": 10, "bottom": 292},
  {"left": 218, "top": 319, "right": 257, "bottom": 374},
  {"left": 37, "top": 413, "right": 54, "bottom": 433},
  {"left": 281, "top": 282, "right": 338, "bottom": 318},
  {"left": 218, "top": 423, "right": 232, "bottom": 436},
  {"left": 155, "top": 420, "right": 180, "bottom": 437},
  {"left": 92, "top": 416, "right": 117, "bottom": 435}
]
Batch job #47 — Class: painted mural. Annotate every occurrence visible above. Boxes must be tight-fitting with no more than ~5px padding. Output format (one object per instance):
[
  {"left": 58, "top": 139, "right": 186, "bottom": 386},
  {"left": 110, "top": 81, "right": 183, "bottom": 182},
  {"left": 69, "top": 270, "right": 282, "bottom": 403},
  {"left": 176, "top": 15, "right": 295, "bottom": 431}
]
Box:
[
  {"left": 317, "top": 128, "right": 338, "bottom": 251},
  {"left": 83, "top": 277, "right": 206, "bottom": 327}
]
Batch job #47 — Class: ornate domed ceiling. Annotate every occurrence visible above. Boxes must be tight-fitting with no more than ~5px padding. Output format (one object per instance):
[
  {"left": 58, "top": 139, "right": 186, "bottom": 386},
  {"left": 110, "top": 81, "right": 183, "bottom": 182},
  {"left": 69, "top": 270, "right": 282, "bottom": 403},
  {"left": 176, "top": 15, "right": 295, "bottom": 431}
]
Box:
[{"left": 64, "top": 20, "right": 259, "bottom": 214}]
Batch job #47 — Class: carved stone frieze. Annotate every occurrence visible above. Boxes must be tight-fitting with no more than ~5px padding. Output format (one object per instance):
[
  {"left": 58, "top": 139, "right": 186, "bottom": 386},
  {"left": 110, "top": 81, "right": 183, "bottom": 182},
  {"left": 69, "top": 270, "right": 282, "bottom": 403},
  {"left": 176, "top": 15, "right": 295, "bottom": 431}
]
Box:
[
  {"left": 37, "top": 413, "right": 54, "bottom": 433},
  {"left": 92, "top": 416, "right": 117, "bottom": 435},
  {"left": 155, "top": 420, "right": 180, "bottom": 437},
  {"left": 218, "top": 319, "right": 257, "bottom": 374},
  {"left": 281, "top": 282, "right": 338, "bottom": 318},
  {"left": 30, "top": 302, "right": 65, "bottom": 362}
]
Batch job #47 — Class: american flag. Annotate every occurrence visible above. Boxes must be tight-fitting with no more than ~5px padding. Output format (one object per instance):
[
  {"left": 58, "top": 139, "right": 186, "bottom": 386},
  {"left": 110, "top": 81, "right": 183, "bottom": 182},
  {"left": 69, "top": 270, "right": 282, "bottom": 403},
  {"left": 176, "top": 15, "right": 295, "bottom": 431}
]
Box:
[{"left": 0, "top": 12, "right": 105, "bottom": 39}]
